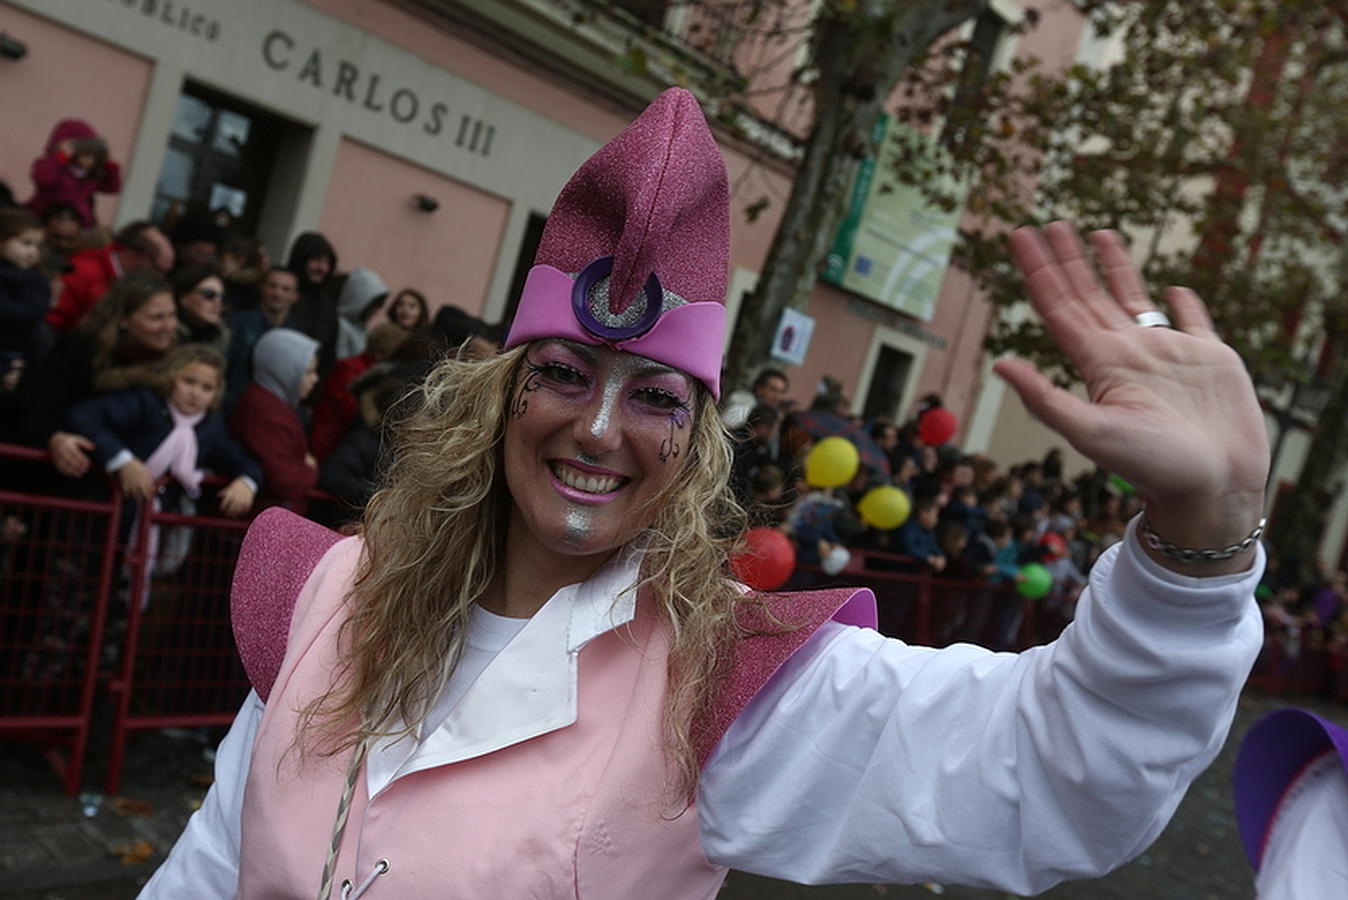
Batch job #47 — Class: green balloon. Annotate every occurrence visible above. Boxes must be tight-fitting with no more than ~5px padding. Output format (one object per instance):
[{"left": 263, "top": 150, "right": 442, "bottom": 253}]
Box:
[{"left": 1016, "top": 562, "right": 1053, "bottom": 599}]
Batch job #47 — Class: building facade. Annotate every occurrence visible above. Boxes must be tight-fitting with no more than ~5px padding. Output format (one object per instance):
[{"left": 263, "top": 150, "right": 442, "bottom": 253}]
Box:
[{"left": 1, "top": 0, "right": 1094, "bottom": 474}]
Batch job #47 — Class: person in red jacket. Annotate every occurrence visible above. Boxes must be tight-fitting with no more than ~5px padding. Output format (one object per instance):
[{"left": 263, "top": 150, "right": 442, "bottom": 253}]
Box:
[
  {"left": 46, "top": 221, "right": 174, "bottom": 333},
  {"left": 25, "top": 119, "right": 123, "bottom": 228},
  {"left": 308, "top": 321, "right": 408, "bottom": 461},
  {"left": 230, "top": 327, "right": 320, "bottom": 509}
]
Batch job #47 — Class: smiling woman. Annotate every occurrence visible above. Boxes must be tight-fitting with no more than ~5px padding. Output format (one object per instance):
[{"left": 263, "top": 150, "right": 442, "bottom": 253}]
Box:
[
  {"left": 142, "top": 88, "right": 1271, "bottom": 900},
  {"left": 501, "top": 339, "right": 700, "bottom": 596}
]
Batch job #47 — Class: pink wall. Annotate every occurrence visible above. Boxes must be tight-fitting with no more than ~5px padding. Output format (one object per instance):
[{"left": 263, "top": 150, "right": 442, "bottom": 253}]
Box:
[
  {"left": 304, "top": 0, "right": 632, "bottom": 144},
  {"left": 318, "top": 138, "right": 510, "bottom": 317},
  {"left": 796, "top": 284, "right": 878, "bottom": 405},
  {"left": 0, "top": 2, "right": 151, "bottom": 226},
  {"left": 304, "top": 0, "right": 794, "bottom": 296}
]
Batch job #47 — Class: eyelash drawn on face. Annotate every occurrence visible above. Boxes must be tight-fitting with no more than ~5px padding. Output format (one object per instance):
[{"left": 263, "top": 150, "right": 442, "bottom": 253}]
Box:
[
  {"left": 659, "top": 404, "right": 692, "bottom": 463},
  {"left": 514, "top": 352, "right": 595, "bottom": 418},
  {"left": 511, "top": 353, "right": 549, "bottom": 418}
]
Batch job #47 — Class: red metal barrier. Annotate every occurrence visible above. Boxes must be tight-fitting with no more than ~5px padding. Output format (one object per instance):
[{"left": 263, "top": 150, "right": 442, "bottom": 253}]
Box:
[
  {"left": 0, "top": 443, "right": 121, "bottom": 795},
  {"left": 794, "top": 548, "right": 1074, "bottom": 652},
  {"left": 1, "top": 443, "right": 340, "bottom": 794},
  {"left": 104, "top": 490, "right": 253, "bottom": 794}
]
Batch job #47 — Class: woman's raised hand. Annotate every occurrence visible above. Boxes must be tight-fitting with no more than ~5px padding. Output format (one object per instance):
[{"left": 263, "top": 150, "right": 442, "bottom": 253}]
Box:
[{"left": 993, "top": 222, "right": 1269, "bottom": 575}]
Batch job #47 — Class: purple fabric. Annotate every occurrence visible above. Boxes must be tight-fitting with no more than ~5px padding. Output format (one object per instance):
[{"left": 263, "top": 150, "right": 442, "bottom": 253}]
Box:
[
  {"left": 504, "top": 87, "right": 730, "bottom": 397},
  {"left": 1310, "top": 586, "right": 1342, "bottom": 628},
  {"left": 1233, "top": 707, "right": 1348, "bottom": 869},
  {"left": 230, "top": 508, "right": 341, "bottom": 702},
  {"left": 694, "top": 587, "right": 878, "bottom": 767}
]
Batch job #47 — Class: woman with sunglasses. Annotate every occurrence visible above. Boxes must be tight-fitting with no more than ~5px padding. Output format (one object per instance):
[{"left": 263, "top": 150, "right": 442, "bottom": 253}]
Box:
[
  {"left": 170, "top": 262, "right": 230, "bottom": 355},
  {"left": 143, "top": 89, "right": 1268, "bottom": 899}
]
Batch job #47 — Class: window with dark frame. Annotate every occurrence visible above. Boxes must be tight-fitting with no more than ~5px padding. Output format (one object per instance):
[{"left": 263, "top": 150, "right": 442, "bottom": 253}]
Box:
[{"left": 151, "top": 84, "right": 286, "bottom": 237}]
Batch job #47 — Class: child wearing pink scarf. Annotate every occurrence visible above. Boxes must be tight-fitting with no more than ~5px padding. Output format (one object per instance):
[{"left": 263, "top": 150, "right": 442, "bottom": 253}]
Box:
[{"left": 61, "top": 344, "right": 261, "bottom": 514}]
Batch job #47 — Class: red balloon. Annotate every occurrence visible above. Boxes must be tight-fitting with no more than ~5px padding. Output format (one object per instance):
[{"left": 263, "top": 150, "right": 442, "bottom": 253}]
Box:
[
  {"left": 731, "top": 527, "right": 797, "bottom": 590},
  {"left": 1038, "top": 531, "right": 1068, "bottom": 562},
  {"left": 918, "top": 407, "right": 958, "bottom": 446}
]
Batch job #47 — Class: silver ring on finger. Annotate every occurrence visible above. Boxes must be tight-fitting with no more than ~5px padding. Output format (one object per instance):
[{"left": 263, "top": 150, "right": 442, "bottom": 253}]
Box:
[{"left": 1133, "top": 310, "right": 1171, "bottom": 328}]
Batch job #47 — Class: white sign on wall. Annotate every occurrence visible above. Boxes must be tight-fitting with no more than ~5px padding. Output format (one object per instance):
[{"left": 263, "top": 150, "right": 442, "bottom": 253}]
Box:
[{"left": 770, "top": 307, "right": 815, "bottom": 367}]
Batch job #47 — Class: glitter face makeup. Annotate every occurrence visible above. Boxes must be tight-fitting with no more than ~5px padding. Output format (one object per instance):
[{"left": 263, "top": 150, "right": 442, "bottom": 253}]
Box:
[
  {"left": 502, "top": 339, "right": 696, "bottom": 565},
  {"left": 563, "top": 506, "right": 593, "bottom": 547}
]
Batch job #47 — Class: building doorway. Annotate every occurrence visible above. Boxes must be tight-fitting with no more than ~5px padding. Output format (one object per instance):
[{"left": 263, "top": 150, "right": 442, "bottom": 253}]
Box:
[
  {"left": 151, "top": 84, "right": 288, "bottom": 237},
  {"left": 501, "top": 212, "right": 549, "bottom": 324},
  {"left": 862, "top": 344, "right": 915, "bottom": 422}
]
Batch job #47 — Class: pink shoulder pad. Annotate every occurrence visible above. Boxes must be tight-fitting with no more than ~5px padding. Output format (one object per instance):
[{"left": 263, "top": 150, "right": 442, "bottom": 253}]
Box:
[
  {"left": 693, "top": 586, "right": 877, "bottom": 768},
  {"left": 231, "top": 508, "right": 342, "bottom": 702}
]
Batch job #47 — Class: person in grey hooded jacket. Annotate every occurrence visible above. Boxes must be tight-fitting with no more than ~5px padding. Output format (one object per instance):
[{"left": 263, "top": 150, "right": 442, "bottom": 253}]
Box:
[
  {"left": 334, "top": 266, "right": 388, "bottom": 362},
  {"left": 229, "top": 328, "right": 320, "bottom": 508}
]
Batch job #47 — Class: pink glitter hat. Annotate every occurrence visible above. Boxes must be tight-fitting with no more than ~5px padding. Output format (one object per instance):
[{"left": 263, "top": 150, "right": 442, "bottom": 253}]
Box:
[{"left": 504, "top": 87, "right": 729, "bottom": 398}]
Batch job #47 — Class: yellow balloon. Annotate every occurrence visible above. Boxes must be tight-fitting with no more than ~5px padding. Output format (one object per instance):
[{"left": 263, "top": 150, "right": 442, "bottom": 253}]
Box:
[
  {"left": 804, "top": 436, "right": 860, "bottom": 488},
  {"left": 857, "top": 485, "right": 911, "bottom": 530}
]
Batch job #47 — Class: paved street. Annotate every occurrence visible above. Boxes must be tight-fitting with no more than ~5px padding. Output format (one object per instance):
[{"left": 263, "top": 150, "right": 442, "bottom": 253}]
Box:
[{"left": 1, "top": 689, "right": 1343, "bottom": 899}]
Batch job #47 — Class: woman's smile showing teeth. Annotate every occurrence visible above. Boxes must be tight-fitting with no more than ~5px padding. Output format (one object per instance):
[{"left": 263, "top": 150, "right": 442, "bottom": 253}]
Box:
[{"left": 550, "top": 460, "right": 628, "bottom": 496}]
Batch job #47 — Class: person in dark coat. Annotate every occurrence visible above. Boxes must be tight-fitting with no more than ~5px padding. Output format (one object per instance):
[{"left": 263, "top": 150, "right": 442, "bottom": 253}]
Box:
[
  {"left": 18, "top": 271, "right": 178, "bottom": 477},
  {"left": 60, "top": 344, "right": 260, "bottom": 515},
  {"left": 230, "top": 328, "right": 320, "bottom": 509},
  {"left": 171, "top": 263, "right": 231, "bottom": 355},
  {"left": 309, "top": 321, "right": 407, "bottom": 461},
  {"left": 0, "top": 208, "right": 51, "bottom": 375},
  {"left": 281, "top": 231, "right": 339, "bottom": 375},
  {"left": 318, "top": 367, "right": 405, "bottom": 522},
  {"left": 225, "top": 267, "right": 300, "bottom": 411}
]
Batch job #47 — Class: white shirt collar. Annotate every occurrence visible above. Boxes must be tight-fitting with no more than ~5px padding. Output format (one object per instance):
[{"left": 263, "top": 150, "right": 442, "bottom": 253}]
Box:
[{"left": 366, "top": 546, "right": 642, "bottom": 797}]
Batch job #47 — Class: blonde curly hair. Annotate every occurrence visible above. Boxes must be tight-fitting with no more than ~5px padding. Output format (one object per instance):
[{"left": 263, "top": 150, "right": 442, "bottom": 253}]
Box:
[{"left": 298, "top": 344, "right": 747, "bottom": 797}]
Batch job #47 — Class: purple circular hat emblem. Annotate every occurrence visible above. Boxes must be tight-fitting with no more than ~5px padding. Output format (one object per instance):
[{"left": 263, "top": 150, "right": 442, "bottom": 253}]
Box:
[{"left": 572, "top": 256, "right": 664, "bottom": 341}]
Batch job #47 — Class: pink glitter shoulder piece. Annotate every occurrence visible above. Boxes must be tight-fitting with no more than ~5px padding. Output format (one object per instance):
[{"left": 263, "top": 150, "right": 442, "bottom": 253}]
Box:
[
  {"left": 693, "top": 586, "right": 878, "bottom": 768},
  {"left": 230, "top": 507, "right": 342, "bottom": 702}
]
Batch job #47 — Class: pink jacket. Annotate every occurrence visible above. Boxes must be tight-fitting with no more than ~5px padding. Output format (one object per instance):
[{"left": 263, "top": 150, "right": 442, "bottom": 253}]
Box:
[
  {"left": 230, "top": 511, "right": 873, "bottom": 898},
  {"left": 26, "top": 119, "right": 122, "bottom": 227}
]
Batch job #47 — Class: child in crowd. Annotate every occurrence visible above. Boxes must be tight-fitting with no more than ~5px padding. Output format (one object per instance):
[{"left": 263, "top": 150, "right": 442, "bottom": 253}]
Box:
[
  {"left": 317, "top": 367, "right": 406, "bottom": 522},
  {"left": 747, "top": 463, "right": 788, "bottom": 527},
  {"left": 787, "top": 485, "right": 851, "bottom": 575},
  {"left": 230, "top": 328, "right": 320, "bottom": 509},
  {"left": 386, "top": 287, "right": 430, "bottom": 330},
  {"left": 60, "top": 344, "right": 260, "bottom": 515},
  {"left": 897, "top": 496, "right": 946, "bottom": 573},
  {"left": 309, "top": 321, "right": 408, "bottom": 461},
  {"left": 0, "top": 208, "right": 51, "bottom": 395},
  {"left": 26, "top": 119, "right": 122, "bottom": 228}
]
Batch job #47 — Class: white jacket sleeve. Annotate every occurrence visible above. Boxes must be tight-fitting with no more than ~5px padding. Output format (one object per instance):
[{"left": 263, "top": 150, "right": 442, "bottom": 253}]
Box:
[
  {"left": 698, "top": 521, "right": 1263, "bottom": 894},
  {"left": 138, "top": 690, "right": 264, "bottom": 898}
]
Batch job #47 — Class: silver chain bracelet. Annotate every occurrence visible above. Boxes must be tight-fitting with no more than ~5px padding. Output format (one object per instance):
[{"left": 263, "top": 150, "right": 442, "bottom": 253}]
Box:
[{"left": 1139, "top": 515, "right": 1266, "bottom": 564}]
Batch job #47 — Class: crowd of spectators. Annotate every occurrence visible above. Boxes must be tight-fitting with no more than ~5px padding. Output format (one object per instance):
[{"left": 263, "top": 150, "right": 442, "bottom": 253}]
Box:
[
  {"left": 4, "top": 117, "right": 1345, "bottom": 701},
  {"left": 0, "top": 118, "right": 500, "bottom": 535},
  {"left": 727, "top": 367, "right": 1154, "bottom": 647},
  {"left": 727, "top": 367, "right": 1348, "bottom": 700},
  {"left": 1256, "top": 551, "right": 1348, "bottom": 704}
]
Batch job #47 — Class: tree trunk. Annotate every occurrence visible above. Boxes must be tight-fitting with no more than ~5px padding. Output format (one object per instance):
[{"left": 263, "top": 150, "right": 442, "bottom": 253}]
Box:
[
  {"left": 1270, "top": 351, "right": 1348, "bottom": 575},
  {"left": 722, "top": 0, "right": 986, "bottom": 394}
]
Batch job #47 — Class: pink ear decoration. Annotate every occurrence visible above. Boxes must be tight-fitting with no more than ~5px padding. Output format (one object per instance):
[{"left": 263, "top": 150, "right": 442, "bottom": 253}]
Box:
[{"left": 505, "top": 87, "right": 731, "bottom": 398}]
